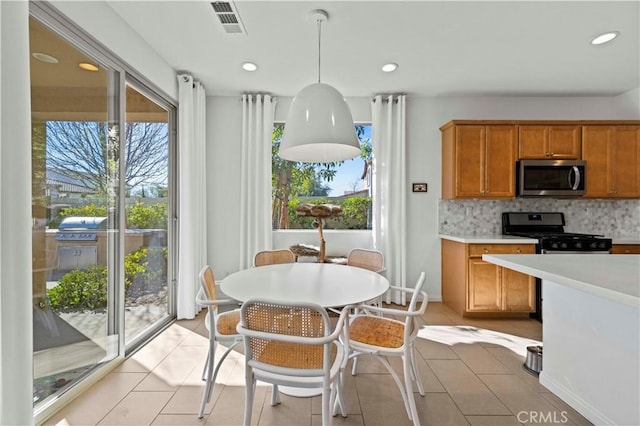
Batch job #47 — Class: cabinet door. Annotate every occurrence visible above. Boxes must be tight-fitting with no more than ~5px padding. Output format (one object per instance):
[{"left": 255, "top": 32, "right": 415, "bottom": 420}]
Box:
[
  {"left": 548, "top": 126, "right": 581, "bottom": 158},
  {"left": 485, "top": 125, "right": 516, "bottom": 197},
  {"left": 612, "top": 126, "right": 640, "bottom": 197},
  {"left": 455, "top": 125, "right": 485, "bottom": 197},
  {"left": 582, "top": 126, "right": 612, "bottom": 197},
  {"left": 502, "top": 269, "right": 535, "bottom": 312},
  {"left": 519, "top": 125, "right": 581, "bottom": 159},
  {"left": 467, "top": 259, "right": 501, "bottom": 311},
  {"left": 519, "top": 126, "right": 549, "bottom": 159}
]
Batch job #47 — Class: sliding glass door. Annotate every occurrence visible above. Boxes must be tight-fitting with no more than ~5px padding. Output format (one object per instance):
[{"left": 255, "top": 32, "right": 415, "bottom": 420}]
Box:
[
  {"left": 123, "top": 85, "right": 172, "bottom": 346},
  {"left": 29, "top": 6, "right": 176, "bottom": 417}
]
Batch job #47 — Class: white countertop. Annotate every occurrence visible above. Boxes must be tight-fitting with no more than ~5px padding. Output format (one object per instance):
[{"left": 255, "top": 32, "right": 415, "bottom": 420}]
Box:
[
  {"left": 612, "top": 239, "right": 640, "bottom": 245},
  {"left": 483, "top": 254, "right": 640, "bottom": 307},
  {"left": 440, "top": 234, "right": 640, "bottom": 245},
  {"left": 439, "top": 234, "right": 538, "bottom": 244}
]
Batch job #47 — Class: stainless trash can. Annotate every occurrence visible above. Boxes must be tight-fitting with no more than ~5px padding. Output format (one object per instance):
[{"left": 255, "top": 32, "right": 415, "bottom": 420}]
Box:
[{"left": 524, "top": 345, "right": 542, "bottom": 376}]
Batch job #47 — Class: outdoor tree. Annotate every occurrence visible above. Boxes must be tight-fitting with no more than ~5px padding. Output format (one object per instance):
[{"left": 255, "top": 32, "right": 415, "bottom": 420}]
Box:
[
  {"left": 45, "top": 121, "right": 168, "bottom": 195},
  {"left": 272, "top": 124, "right": 369, "bottom": 229}
]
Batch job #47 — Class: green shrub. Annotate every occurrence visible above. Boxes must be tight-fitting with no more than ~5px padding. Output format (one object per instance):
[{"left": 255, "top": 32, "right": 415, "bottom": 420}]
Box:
[
  {"left": 48, "top": 247, "right": 168, "bottom": 312},
  {"left": 126, "top": 202, "right": 167, "bottom": 229},
  {"left": 59, "top": 204, "right": 108, "bottom": 219},
  {"left": 48, "top": 265, "right": 108, "bottom": 312}
]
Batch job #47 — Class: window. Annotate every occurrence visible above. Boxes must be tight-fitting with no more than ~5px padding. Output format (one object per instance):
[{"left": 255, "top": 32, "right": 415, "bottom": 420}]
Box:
[{"left": 271, "top": 124, "right": 372, "bottom": 230}]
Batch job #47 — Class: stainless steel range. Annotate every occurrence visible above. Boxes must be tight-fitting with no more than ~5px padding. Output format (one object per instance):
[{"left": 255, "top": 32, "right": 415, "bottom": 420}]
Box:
[{"left": 502, "top": 212, "right": 612, "bottom": 321}]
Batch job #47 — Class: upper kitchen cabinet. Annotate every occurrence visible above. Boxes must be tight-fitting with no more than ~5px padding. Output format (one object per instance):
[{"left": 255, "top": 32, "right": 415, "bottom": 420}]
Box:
[
  {"left": 518, "top": 125, "right": 581, "bottom": 159},
  {"left": 442, "top": 122, "right": 517, "bottom": 199},
  {"left": 582, "top": 125, "right": 640, "bottom": 198}
]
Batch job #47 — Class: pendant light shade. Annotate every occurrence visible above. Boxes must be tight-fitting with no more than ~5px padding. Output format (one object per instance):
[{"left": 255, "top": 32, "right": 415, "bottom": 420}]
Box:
[
  {"left": 278, "top": 10, "right": 359, "bottom": 163},
  {"left": 279, "top": 82, "right": 360, "bottom": 163}
]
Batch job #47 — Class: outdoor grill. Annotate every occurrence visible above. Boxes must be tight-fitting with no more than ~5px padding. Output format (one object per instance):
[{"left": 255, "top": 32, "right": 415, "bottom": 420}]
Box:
[
  {"left": 55, "top": 217, "right": 108, "bottom": 272},
  {"left": 56, "top": 216, "right": 107, "bottom": 242}
]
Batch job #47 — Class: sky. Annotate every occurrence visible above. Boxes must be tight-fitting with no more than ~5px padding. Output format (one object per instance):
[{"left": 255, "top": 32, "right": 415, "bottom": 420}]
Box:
[{"left": 325, "top": 124, "right": 371, "bottom": 196}]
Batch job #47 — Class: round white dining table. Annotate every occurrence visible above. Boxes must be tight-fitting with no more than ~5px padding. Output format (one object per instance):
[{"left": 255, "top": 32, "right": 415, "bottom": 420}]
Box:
[
  {"left": 221, "top": 262, "right": 389, "bottom": 398},
  {"left": 220, "top": 262, "right": 389, "bottom": 308}
]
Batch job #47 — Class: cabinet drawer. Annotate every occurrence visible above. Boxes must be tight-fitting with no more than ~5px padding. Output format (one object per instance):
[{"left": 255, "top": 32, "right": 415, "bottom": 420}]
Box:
[
  {"left": 469, "top": 244, "right": 535, "bottom": 257},
  {"left": 611, "top": 245, "right": 640, "bottom": 254}
]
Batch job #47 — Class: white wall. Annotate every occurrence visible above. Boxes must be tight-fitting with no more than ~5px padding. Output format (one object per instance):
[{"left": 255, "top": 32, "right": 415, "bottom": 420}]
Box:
[
  {"left": 207, "top": 92, "right": 639, "bottom": 299},
  {"left": 1, "top": 2, "right": 35, "bottom": 424}
]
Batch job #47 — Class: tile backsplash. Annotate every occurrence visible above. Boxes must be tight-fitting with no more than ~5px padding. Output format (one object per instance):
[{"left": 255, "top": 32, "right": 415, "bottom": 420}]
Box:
[{"left": 439, "top": 199, "right": 640, "bottom": 239}]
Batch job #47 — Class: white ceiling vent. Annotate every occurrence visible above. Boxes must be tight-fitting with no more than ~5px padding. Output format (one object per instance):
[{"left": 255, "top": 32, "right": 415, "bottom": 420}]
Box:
[{"left": 211, "top": 2, "right": 247, "bottom": 35}]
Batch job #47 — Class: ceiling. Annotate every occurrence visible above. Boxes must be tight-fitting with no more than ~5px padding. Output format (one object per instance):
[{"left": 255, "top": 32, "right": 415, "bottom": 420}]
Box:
[{"left": 106, "top": 1, "right": 638, "bottom": 98}]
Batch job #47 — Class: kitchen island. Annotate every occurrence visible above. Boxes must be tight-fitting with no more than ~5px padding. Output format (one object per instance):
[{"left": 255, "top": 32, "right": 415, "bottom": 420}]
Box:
[{"left": 483, "top": 254, "right": 639, "bottom": 426}]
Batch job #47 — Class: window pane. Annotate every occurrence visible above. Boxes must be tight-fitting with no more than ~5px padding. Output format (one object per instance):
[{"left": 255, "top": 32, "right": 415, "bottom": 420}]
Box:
[
  {"left": 123, "top": 85, "right": 170, "bottom": 345},
  {"left": 30, "top": 18, "right": 118, "bottom": 407},
  {"left": 272, "top": 124, "right": 372, "bottom": 230}
]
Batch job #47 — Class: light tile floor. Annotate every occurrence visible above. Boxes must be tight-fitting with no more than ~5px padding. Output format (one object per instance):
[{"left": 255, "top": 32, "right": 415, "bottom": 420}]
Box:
[{"left": 44, "top": 302, "right": 592, "bottom": 426}]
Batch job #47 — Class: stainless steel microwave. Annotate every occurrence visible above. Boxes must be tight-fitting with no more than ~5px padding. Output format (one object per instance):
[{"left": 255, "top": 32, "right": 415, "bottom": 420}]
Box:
[{"left": 517, "top": 159, "right": 586, "bottom": 197}]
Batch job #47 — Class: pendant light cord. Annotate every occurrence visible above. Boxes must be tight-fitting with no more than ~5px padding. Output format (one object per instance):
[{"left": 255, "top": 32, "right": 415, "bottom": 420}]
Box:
[{"left": 317, "top": 17, "right": 322, "bottom": 83}]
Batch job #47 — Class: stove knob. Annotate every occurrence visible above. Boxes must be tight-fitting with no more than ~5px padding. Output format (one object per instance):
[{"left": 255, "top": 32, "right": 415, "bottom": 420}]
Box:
[
  {"left": 550, "top": 242, "right": 559, "bottom": 249},
  {"left": 590, "top": 241, "right": 598, "bottom": 249},
  {"left": 560, "top": 242, "right": 568, "bottom": 249},
  {"left": 575, "top": 241, "right": 582, "bottom": 249}
]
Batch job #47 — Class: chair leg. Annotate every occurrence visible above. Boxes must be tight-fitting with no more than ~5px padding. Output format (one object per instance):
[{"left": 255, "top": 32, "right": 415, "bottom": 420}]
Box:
[
  {"left": 198, "top": 340, "right": 240, "bottom": 418},
  {"left": 198, "top": 340, "right": 217, "bottom": 418},
  {"left": 376, "top": 356, "right": 412, "bottom": 419},
  {"left": 351, "top": 356, "right": 359, "bottom": 376},
  {"left": 322, "top": 383, "right": 331, "bottom": 426},
  {"left": 336, "top": 372, "right": 347, "bottom": 417},
  {"left": 201, "top": 352, "right": 209, "bottom": 381},
  {"left": 271, "top": 384, "right": 281, "bottom": 406},
  {"left": 243, "top": 368, "right": 255, "bottom": 426},
  {"left": 403, "top": 353, "right": 420, "bottom": 426},
  {"left": 410, "top": 345, "right": 425, "bottom": 396}
]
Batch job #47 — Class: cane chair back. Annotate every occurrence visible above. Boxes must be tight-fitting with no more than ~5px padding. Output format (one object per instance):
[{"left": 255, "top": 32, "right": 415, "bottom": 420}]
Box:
[
  {"left": 238, "top": 299, "right": 350, "bottom": 425},
  {"left": 346, "top": 249, "right": 385, "bottom": 273},
  {"left": 254, "top": 249, "right": 296, "bottom": 267}
]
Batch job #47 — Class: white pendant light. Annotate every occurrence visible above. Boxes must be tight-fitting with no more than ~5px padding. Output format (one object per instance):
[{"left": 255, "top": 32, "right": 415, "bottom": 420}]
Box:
[{"left": 279, "top": 9, "right": 360, "bottom": 163}]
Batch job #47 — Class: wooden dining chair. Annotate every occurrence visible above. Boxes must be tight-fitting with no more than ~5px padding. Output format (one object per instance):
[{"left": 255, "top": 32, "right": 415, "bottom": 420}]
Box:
[
  {"left": 253, "top": 249, "right": 296, "bottom": 267},
  {"left": 237, "top": 298, "right": 350, "bottom": 426},
  {"left": 347, "top": 272, "right": 428, "bottom": 426},
  {"left": 195, "top": 265, "right": 243, "bottom": 418}
]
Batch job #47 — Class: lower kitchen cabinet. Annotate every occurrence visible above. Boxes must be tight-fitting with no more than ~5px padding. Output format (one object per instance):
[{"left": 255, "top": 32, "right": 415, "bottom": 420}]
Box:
[
  {"left": 442, "top": 239, "right": 536, "bottom": 317},
  {"left": 611, "top": 244, "right": 640, "bottom": 254}
]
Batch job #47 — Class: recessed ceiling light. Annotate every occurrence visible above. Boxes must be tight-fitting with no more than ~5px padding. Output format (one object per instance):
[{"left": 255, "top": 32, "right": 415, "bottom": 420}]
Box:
[
  {"left": 591, "top": 31, "right": 619, "bottom": 45},
  {"left": 32, "top": 52, "right": 59, "bottom": 64},
  {"left": 242, "top": 62, "right": 258, "bottom": 72},
  {"left": 78, "top": 62, "right": 99, "bottom": 72},
  {"left": 382, "top": 63, "right": 398, "bottom": 73}
]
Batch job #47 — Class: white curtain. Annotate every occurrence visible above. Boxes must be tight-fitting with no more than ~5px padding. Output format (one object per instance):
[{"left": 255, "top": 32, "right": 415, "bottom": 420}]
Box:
[
  {"left": 371, "top": 94, "right": 407, "bottom": 305},
  {"left": 239, "top": 94, "right": 276, "bottom": 269},
  {"left": 176, "top": 74, "right": 207, "bottom": 319}
]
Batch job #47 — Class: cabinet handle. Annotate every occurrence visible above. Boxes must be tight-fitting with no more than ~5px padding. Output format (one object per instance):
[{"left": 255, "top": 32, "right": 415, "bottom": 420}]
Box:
[
  {"left": 484, "top": 249, "right": 489, "bottom": 253},
  {"left": 516, "top": 248, "right": 521, "bottom": 253},
  {"left": 549, "top": 152, "right": 554, "bottom": 157}
]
